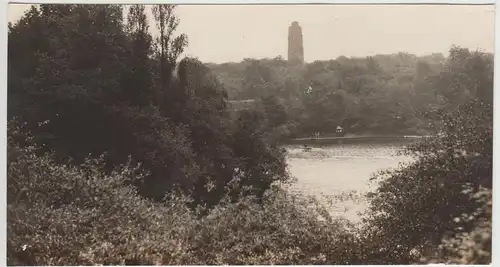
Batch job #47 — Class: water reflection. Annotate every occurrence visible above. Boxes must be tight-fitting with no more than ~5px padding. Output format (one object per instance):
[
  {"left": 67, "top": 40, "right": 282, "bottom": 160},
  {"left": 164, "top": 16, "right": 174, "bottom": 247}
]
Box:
[{"left": 285, "top": 143, "right": 414, "bottom": 223}]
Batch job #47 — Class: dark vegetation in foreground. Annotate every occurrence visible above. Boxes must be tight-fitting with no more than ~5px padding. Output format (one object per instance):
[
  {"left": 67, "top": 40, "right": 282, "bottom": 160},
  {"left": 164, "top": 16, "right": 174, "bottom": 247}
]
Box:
[{"left": 8, "top": 4, "right": 492, "bottom": 265}]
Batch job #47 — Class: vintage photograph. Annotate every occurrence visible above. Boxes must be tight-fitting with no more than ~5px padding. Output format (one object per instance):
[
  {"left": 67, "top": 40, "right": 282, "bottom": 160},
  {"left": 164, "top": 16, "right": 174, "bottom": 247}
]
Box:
[{"left": 7, "top": 3, "right": 494, "bottom": 265}]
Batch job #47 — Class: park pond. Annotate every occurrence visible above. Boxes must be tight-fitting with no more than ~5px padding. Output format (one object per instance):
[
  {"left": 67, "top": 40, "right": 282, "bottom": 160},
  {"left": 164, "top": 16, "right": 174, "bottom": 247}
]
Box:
[{"left": 285, "top": 141, "right": 416, "bottom": 223}]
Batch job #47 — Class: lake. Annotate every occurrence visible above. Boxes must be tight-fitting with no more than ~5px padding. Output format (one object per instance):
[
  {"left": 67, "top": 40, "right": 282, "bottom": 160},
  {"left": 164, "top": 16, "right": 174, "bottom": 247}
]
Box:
[{"left": 285, "top": 142, "right": 415, "bottom": 223}]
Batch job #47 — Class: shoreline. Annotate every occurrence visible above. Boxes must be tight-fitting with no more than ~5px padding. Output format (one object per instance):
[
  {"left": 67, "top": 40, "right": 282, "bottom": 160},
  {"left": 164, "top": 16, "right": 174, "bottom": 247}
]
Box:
[{"left": 284, "top": 135, "right": 432, "bottom": 145}]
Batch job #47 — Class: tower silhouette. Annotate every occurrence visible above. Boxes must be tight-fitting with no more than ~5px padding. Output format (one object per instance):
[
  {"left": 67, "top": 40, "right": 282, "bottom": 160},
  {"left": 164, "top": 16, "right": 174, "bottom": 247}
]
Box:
[{"left": 288, "top": 21, "right": 304, "bottom": 64}]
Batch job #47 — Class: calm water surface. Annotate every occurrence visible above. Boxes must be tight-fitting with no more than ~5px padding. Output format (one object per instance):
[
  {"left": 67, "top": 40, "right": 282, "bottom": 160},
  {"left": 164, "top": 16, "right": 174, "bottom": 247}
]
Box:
[{"left": 285, "top": 142, "right": 414, "bottom": 223}]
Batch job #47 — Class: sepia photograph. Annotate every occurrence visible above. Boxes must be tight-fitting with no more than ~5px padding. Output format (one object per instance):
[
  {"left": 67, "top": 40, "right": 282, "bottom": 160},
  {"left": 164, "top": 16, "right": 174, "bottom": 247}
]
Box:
[{"left": 6, "top": 2, "right": 494, "bottom": 265}]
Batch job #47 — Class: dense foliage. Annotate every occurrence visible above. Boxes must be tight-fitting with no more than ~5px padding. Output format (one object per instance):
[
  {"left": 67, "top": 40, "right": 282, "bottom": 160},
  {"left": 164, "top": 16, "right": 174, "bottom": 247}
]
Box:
[
  {"left": 8, "top": 4, "right": 288, "bottom": 206},
  {"left": 8, "top": 124, "right": 360, "bottom": 265},
  {"left": 7, "top": 4, "right": 492, "bottom": 265},
  {"left": 361, "top": 53, "right": 493, "bottom": 264}
]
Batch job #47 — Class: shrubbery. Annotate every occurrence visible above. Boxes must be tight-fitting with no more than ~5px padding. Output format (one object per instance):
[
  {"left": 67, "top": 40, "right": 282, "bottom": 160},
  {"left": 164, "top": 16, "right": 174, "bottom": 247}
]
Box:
[
  {"left": 362, "top": 100, "right": 492, "bottom": 264},
  {"left": 8, "top": 96, "right": 492, "bottom": 265},
  {"left": 7, "top": 123, "right": 195, "bottom": 265},
  {"left": 7, "top": 124, "right": 361, "bottom": 265}
]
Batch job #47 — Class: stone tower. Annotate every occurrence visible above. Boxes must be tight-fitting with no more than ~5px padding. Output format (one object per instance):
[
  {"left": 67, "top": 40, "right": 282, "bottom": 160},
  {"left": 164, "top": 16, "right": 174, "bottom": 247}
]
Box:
[{"left": 288, "top": 21, "right": 304, "bottom": 64}]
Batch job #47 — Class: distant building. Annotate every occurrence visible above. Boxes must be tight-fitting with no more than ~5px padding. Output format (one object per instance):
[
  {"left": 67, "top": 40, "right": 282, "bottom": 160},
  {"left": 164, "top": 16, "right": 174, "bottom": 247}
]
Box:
[
  {"left": 336, "top": 126, "right": 345, "bottom": 137},
  {"left": 288, "top": 21, "right": 304, "bottom": 64}
]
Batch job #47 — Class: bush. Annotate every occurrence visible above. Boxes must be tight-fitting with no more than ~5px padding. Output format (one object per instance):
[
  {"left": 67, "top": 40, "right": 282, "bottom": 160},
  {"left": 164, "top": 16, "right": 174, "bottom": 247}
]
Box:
[
  {"left": 421, "top": 188, "right": 491, "bottom": 264},
  {"left": 362, "top": 100, "right": 492, "bottom": 264},
  {"left": 7, "top": 125, "right": 196, "bottom": 265},
  {"left": 187, "top": 187, "right": 362, "bottom": 265}
]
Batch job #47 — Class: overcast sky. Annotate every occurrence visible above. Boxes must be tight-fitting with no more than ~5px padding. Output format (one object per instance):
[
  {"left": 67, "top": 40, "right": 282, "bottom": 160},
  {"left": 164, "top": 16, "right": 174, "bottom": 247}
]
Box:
[{"left": 8, "top": 4, "right": 495, "bottom": 63}]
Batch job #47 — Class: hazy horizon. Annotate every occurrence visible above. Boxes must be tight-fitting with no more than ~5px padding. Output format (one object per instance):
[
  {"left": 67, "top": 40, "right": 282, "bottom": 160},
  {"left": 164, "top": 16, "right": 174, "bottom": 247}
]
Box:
[{"left": 8, "top": 4, "right": 495, "bottom": 63}]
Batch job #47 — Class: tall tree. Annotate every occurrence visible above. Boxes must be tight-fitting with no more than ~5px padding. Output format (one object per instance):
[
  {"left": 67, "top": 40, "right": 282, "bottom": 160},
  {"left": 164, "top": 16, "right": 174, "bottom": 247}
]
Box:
[
  {"left": 151, "top": 4, "right": 188, "bottom": 114},
  {"left": 121, "top": 4, "right": 153, "bottom": 106}
]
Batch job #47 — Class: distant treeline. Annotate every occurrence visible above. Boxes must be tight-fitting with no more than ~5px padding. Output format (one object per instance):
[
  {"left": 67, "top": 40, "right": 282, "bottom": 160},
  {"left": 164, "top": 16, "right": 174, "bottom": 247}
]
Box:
[{"left": 208, "top": 50, "right": 493, "bottom": 137}]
